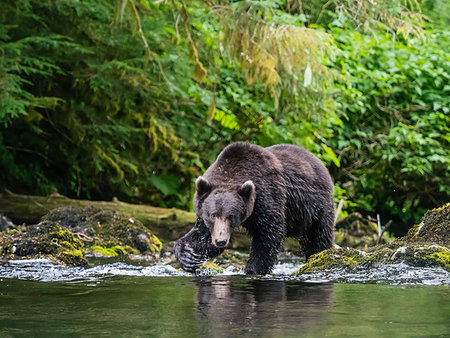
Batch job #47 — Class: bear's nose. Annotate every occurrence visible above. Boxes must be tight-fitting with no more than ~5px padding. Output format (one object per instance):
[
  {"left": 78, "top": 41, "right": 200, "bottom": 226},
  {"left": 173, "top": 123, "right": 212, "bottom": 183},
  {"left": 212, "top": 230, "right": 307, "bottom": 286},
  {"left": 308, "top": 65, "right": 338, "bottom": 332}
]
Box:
[{"left": 215, "top": 239, "right": 227, "bottom": 248}]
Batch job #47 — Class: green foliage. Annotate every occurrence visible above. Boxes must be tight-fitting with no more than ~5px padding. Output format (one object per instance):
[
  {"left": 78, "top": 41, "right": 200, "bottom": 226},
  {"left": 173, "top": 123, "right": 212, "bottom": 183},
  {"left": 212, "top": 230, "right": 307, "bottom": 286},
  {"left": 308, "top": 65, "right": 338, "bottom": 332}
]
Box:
[
  {"left": 0, "top": 0, "right": 200, "bottom": 207},
  {"left": 0, "top": 0, "right": 447, "bottom": 235},
  {"left": 330, "top": 28, "right": 449, "bottom": 233},
  {"left": 213, "top": 0, "right": 335, "bottom": 96}
]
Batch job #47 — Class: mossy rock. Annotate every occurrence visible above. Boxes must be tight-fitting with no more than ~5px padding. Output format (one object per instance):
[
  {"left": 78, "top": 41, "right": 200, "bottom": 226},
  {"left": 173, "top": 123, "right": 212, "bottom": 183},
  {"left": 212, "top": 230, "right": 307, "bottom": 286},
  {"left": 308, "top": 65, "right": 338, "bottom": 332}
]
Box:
[
  {"left": 0, "top": 222, "right": 87, "bottom": 266},
  {"left": 42, "top": 206, "right": 162, "bottom": 257},
  {"left": 334, "top": 212, "right": 392, "bottom": 249},
  {"left": 196, "top": 261, "right": 225, "bottom": 276},
  {"left": 89, "top": 245, "right": 139, "bottom": 257},
  {"left": 296, "top": 244, "right": 450, "bottom": 274},
  {"left": 403, "top": 203, "right": 449, "bottom": 246},
  {"left": 295, "top": 204, "right": 450, "bottom": 274},
  {"left": 296, "top": 247, "right": 364, "bottom": 273}
]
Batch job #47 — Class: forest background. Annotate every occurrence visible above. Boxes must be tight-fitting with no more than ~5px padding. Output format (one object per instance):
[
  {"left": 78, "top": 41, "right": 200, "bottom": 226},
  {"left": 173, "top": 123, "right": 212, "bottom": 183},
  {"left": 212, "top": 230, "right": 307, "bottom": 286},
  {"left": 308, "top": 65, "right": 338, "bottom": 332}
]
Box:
[{"left": 0, "top": 0, "right": 448, "bottom": 235}]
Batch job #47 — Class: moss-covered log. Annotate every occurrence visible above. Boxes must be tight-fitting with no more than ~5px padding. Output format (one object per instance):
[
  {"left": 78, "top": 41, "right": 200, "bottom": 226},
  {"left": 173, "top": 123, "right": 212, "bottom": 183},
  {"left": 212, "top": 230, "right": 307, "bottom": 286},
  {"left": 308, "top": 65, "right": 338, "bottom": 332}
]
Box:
[{"left": 0, "top": 190, "right": 196, "bottom": 241}]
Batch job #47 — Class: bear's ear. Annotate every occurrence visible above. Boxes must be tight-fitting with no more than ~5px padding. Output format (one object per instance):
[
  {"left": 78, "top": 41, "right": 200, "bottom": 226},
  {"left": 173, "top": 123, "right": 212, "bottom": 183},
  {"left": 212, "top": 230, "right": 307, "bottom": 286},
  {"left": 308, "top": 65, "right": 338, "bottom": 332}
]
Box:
[
  {"left": 238, "top": 180, "right": 255, "bottom": 203},
  {"left": 196, "top": 176, "right": 212, "bottom": 196}
]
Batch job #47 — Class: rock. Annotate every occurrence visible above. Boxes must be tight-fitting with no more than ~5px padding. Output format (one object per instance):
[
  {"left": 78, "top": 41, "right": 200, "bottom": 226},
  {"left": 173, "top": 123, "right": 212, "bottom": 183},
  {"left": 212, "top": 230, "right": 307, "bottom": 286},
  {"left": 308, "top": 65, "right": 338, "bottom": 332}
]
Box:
[
  {"left": 334, "top": 212, "right": 393, "bottom": 249},
  {"left": 41, "top": 206, "right": 163, "bottom": 257},
  {"left": 0, "top": 214, "right": 15, "bottom": 232},
  {"left": 403, "top": 203, "right": 450, "bottom": 246},
  {"left": 295, "top": 204, "right": 450, "bottom": 274},
  {"left": 0, "top": 222, "right": 87, "bottom": 266},
  {"left": 196, "top": 261, "right": 225, "bottom": 276},
  {"left": 0, "top": 206, "right": 164, "bottom": 264}
]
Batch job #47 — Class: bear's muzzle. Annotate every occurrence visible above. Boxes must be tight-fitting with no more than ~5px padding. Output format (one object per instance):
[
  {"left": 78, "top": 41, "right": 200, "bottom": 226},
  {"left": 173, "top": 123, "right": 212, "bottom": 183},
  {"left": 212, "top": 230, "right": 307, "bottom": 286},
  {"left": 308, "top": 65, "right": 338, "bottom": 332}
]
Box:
[{"left": 211, "top": 217, "right": 230, "bottom": 248}]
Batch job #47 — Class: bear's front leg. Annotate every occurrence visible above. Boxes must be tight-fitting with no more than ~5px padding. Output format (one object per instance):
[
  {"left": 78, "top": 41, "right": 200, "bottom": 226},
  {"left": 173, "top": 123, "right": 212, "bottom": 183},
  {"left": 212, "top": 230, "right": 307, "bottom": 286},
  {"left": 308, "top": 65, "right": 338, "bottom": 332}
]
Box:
[
  {"left": 174, "top": 218, "right": 224, "bottom": 273},
  {"left": 245, "top": 232, "right": 284, "bottom": 275}
]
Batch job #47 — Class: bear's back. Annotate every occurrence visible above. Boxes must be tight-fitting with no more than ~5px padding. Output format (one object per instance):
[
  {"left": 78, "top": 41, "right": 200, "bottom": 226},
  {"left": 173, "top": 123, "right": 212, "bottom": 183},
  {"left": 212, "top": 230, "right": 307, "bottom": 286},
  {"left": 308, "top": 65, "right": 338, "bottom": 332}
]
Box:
[
  {"left": 267, "top": 144, "right": 333, "bottom": 192},
  {"left": 203, "top": 142, "right": 282, "bottom": 186},
  {"left": 202, "top": 142, "right": 332, "bottom": 195}
]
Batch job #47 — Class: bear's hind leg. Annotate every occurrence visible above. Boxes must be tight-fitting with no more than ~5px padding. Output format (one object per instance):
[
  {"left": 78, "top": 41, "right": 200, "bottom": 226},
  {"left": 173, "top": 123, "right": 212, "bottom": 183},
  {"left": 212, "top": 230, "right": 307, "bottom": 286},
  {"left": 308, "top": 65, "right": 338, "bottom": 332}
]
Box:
[{"left": 303, "top": 213, "right": 334, "bottom": 260}]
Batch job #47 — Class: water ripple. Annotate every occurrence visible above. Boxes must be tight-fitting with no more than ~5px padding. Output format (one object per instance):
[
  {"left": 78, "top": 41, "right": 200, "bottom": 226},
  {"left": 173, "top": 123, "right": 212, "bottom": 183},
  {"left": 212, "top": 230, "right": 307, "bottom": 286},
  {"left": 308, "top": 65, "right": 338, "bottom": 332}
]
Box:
[
  {"left": 295, "top": 263, "right": 450, "bottom": 285},
  {"left": 0, "top": 259, "right": 188, "bottom": 282},
  {"left": 0, "top": 259, "right": 448, "bottom": 285}
]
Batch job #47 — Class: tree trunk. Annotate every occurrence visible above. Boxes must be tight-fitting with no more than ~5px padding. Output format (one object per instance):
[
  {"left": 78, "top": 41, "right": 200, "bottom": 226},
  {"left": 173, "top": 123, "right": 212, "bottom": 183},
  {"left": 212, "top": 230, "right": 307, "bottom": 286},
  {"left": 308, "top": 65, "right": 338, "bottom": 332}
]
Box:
[{"left": 0, "top": 190, "right": 196, "bottom": 241}]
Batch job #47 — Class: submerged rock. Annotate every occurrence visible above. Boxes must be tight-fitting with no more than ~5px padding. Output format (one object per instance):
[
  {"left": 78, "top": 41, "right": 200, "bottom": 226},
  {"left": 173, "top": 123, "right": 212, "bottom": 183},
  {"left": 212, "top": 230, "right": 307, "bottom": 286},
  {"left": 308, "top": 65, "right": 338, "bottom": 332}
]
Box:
[
  {"left": 296, "top": 204, "right": 450, "bottom": 274},
  {"left": 0, "top": 222, "right": 87, "bottom": 266}
]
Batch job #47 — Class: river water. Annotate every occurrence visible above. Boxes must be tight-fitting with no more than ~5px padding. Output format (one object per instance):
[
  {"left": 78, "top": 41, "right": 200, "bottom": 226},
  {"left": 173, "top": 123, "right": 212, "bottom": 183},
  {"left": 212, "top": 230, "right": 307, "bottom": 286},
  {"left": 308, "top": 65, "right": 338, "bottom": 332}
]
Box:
[{"left": 0, "top": 259, "right": 449, "bottom": 337}]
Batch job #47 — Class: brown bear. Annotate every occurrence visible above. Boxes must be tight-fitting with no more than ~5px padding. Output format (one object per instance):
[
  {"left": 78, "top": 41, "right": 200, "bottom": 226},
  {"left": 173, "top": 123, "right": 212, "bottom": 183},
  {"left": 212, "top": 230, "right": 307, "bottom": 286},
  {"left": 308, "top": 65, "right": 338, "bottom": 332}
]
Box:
[{"left": 174, "top": 142, "right": 335, "bottom": 274}]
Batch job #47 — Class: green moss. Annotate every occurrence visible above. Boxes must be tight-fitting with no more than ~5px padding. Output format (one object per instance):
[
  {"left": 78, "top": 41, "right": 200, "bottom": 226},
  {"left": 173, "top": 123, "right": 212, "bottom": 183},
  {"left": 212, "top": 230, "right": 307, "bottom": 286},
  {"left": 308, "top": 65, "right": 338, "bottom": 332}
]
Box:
[
  {"left": 295, "top": 248, "right": 364, "bottom": 274},
  {"left": 430, "top": 250, "right": 450, "bottom": 270},
  {"left": 363, "top": 246, "right": 391, "bottom": 266},
  {"left": 0, "top": 221, "right": 88, "bottom": 266},
  {"left": 397, "top": 245, "right": 450, "bottom": 271},
  {"left": 294, "top": 244, "right": 450, "bottom": 275},
  {"left": 0, "top": 236, "right": 14, "bottom": 255},
  {"left": 121, "top": 245, "right": 140, "bottom": 255},
  {"left": 90, "top": 245, "right": 119, "bottom": 257},
  {"left": 69, "top": 209, "right": 163, "bottom": 254},
  {"left": 196, "top": 261, "right": 225, "bottom": 276},
  {"left": 1, "top": 206, "right": 166, "bottom": 265},
  {"left": 40, "top": 223, "right": 88, "bottom": 266},
  {"left": 58, "top": 247, "right": 87, "bottom": 266},
  {"left": 294, "top": 204, "right": 450, "bottom": 275},
  {"left": 41, "top": 207, "right": 163, "bottom": 256},
  {"left": 148, "top": 234, "right": 162, "bottom": 253},
  {"left": 90, "top": 245, "right": 139, "bottom": 257},
  {"left": 404, "top": 203, "right": 449, "bottom": 246},
  {"left": 47, "top": 225, "right": 84, "bottom": 251},
  {"left": 0, "top": 228, "right": 22, "bottom": 256}
]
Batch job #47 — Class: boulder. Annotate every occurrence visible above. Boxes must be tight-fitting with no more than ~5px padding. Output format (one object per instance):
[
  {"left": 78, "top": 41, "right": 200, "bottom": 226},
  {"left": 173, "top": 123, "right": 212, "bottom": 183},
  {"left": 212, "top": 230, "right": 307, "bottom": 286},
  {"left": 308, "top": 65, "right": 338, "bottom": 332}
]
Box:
[
  {"left": 0, "top": 206, "right": 163, "bottom": 265},
  {"left": 0, "top": 222, "right": 87, "bottom": 266},
  {"left": 296, "top": 204, "right": 450, "bottom": 274},
  {"left": 41, "top": 206, "right": 162, "bottom": 257}
]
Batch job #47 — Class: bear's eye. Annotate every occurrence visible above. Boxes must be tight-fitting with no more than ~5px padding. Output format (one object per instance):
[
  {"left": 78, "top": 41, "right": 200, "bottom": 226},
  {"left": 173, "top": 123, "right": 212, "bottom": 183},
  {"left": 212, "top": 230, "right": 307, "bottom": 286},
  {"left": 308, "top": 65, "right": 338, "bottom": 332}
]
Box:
[{"left": 210, "top": 212, "right": 217, "bottom": 218}]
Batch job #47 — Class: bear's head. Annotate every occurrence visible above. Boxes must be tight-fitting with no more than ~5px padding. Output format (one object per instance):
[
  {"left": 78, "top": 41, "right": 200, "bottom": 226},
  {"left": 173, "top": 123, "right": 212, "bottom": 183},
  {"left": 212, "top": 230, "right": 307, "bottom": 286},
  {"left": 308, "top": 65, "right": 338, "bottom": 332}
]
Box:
[{"left": 193, "top": 177, "right": 256, "bottom": 248}]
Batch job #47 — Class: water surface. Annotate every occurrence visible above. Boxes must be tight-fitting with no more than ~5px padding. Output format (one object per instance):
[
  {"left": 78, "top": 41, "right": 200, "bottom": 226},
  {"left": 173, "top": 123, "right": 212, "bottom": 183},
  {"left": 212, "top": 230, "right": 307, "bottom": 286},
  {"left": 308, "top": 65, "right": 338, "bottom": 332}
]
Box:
[{"left": 0, "top": 260, "right": 449, "bottom": 337}]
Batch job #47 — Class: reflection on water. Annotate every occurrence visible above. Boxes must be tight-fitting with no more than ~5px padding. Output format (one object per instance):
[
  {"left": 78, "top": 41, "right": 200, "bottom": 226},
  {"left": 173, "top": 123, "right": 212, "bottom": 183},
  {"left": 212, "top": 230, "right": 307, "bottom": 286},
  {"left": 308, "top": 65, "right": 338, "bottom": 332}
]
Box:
[
  {"left": 194, "top": 277, "right": 334, "bottom": 336},
  {"left": 0, "top": 273, "right": 449, "bottom": 337}
]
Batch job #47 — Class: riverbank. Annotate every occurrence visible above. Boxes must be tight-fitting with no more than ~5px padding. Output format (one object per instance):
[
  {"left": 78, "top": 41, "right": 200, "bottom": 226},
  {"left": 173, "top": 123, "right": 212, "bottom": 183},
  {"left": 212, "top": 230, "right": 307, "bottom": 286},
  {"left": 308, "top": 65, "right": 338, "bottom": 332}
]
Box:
[{"left": 1, "top": 191, "right": 449, "bottom": 275}]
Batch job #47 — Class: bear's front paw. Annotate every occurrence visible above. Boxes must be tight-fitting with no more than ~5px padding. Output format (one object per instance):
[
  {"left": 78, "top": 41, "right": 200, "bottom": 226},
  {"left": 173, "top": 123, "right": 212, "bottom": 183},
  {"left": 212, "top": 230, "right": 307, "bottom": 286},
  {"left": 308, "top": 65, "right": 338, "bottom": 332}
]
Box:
[{"left": 174, "top": 241, "right": 206, "bottom": 273}]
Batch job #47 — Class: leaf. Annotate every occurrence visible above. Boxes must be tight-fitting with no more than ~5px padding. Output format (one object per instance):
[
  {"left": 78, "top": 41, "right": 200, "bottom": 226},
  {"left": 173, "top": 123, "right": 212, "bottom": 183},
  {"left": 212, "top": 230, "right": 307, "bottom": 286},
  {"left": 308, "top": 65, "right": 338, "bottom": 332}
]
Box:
[{"left": 149, "top": 173, "right": 180, "bottom": 196}]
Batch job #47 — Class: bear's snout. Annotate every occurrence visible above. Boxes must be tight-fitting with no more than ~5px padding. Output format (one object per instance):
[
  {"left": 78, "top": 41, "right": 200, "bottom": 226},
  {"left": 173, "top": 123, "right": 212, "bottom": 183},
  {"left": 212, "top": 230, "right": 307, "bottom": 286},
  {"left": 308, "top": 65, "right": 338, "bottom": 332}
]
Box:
[
  {"left": 211, "top": 217, "right": 230, "bottom": 248},
  {"left": 214, "top": 239, "right": 227, "bottom": 248}
]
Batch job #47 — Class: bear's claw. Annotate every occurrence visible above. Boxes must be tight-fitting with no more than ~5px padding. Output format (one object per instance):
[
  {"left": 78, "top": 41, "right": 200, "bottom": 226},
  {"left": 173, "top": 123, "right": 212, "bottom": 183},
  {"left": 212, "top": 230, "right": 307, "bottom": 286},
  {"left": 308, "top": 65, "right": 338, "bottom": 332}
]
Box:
[{"left": 174, "top": 242, "right": 206, "bottom": 273}]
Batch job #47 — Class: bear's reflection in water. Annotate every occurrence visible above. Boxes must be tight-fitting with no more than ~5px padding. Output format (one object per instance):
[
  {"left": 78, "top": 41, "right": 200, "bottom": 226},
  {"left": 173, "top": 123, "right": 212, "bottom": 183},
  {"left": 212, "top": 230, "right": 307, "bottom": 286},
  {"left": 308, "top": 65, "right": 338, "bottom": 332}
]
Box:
[{"left": 194, "top": 276, "right": 334, "bottom": 336}]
